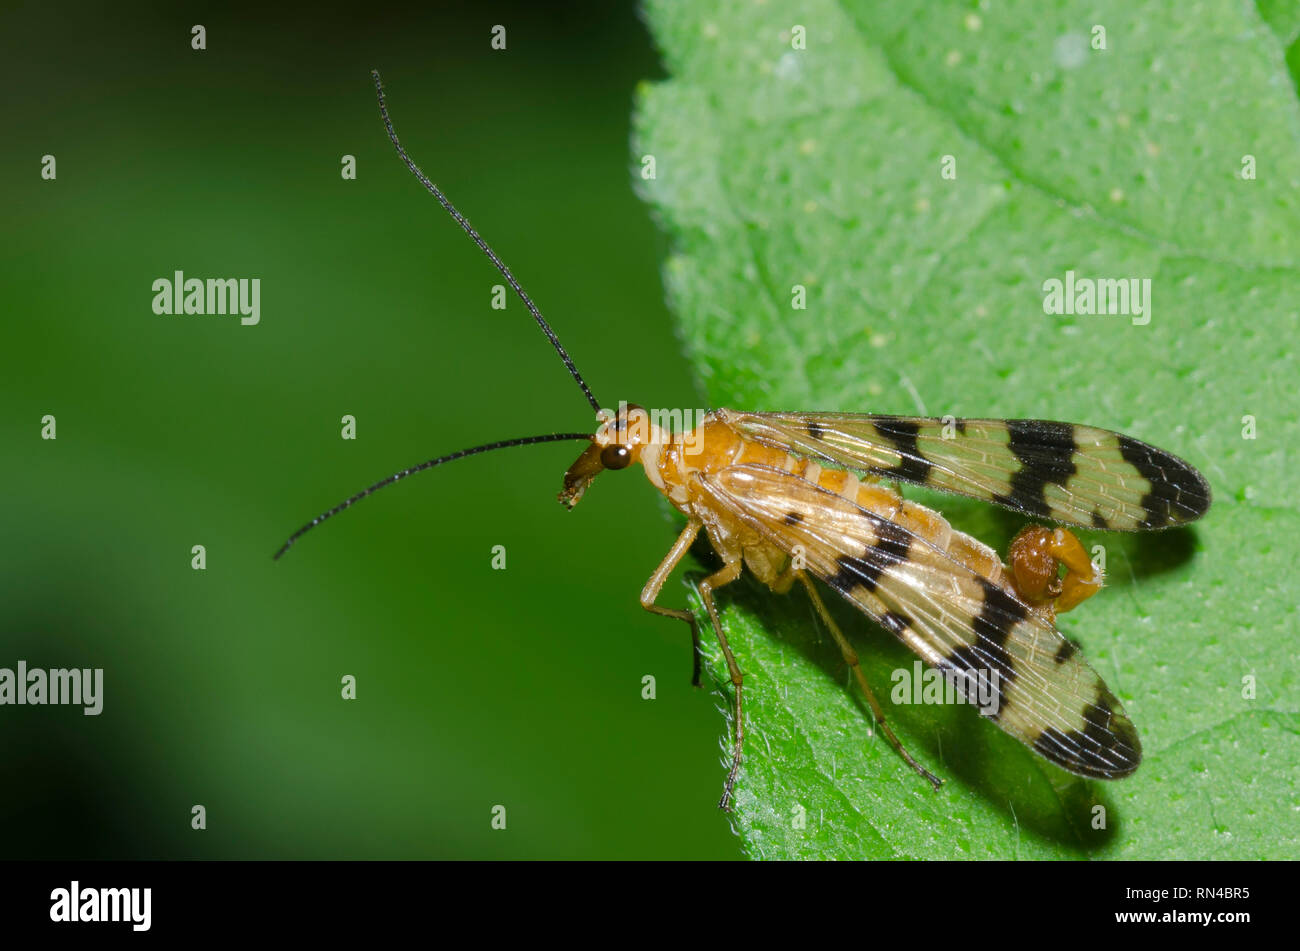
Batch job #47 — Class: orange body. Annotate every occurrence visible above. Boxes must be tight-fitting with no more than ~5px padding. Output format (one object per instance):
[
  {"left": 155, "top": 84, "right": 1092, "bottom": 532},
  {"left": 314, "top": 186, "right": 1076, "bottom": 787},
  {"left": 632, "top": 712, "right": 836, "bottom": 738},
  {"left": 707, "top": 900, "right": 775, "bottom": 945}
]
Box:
[{"left": 565, "top": 405, "right": 1013, "bottom": 601}]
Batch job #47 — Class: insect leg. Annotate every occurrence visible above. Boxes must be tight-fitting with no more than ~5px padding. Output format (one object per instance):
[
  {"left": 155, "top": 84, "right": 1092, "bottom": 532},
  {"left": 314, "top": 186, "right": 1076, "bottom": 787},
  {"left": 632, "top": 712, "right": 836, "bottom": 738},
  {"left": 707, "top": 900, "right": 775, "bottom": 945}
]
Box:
[
  {"left": 639, "top": 519, "right": 703, "bottom": 686},
  {"left": 796, "top": 572, "right": 944, "bottom": 791},
  {"left": 1008, "top": 525, "right": 1104, "bottom": 616},
  {"left": 698, "top": 559, "right": 745, "bottom": 810}
]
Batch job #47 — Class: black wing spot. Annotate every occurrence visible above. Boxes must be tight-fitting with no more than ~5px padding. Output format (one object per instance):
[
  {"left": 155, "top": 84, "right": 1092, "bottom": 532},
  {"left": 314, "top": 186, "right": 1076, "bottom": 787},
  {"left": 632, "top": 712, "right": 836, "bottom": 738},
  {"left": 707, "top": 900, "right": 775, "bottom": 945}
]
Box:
[
  {"left": 879, "top": 611, "right": 910, "bottom": 639},
  {"left": 990, "top": 420, "right": 1078, "bottom": 519},
  {"left": 869, "top": 415, "right": 932, "bottom": 485},
  {"left": 807, "top": 420, "right": 825, "bottom": 440},
  {"left": 1032, "top": 686, "right": 1141, "bottom": 778},
  {"left": 826, "top": 519, "right": 912, "bottom": 595},
  {"left": 827, "top": 555, "right": 865, "bottom": 594},
  {"left": 943, "top": 577, "right": 1026, "bottom": 721},
  {"left": 1090, "top": 509, "right": 1109, "bottom": 530},
  {"left": 1054, "top": 639, "right": 1079, "bottom": 665},
  {"left": 1117, "top": 434, "right": 1212, "bottom": 528},
  {"left": 782, "top": 511, "right": 804, "bottom": 526}
]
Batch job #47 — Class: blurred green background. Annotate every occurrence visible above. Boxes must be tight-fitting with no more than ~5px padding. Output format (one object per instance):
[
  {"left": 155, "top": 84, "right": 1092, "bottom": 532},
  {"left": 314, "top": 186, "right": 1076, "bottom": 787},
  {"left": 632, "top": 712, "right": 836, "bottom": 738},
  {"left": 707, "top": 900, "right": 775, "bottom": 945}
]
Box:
[{"left": 1, "top": 1, "right": 745, "bottom": 858}]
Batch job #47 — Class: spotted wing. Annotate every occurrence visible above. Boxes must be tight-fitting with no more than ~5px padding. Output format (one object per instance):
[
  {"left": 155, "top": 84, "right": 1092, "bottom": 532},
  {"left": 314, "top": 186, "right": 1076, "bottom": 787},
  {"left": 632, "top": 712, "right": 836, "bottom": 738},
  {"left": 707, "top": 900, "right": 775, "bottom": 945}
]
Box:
[
  {"left": 695, "top": 463, "right": 1142, "bottom": 779},
  {"left": 725, "top": 410, "right": 1211, "bottom": 531}
]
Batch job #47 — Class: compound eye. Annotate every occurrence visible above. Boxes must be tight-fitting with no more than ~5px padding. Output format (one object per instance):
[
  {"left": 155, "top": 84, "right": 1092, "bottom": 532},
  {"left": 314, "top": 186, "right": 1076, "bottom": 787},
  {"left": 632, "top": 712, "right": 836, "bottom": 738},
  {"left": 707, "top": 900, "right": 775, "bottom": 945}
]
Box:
[{"left": 600, "top": 445, "right": 632, "bottom": 470}]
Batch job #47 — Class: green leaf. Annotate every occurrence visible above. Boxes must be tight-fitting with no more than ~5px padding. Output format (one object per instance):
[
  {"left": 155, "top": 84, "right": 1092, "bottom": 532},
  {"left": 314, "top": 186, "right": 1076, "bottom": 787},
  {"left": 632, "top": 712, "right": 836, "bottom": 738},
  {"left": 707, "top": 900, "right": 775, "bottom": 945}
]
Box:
[{"left": 634, "top": 0, "right": 1300, "bottom": 858}]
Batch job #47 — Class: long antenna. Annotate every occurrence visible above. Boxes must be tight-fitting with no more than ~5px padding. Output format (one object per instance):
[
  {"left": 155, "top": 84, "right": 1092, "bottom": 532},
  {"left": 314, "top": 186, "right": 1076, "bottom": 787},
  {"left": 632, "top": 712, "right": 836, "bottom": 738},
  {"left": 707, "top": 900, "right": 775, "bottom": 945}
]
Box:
[
  {"left": 371, "top": 68, "right": 601, "bottom": 413},
  {"left": 274, "top": 432, "right": 592, "bottom": 559}
]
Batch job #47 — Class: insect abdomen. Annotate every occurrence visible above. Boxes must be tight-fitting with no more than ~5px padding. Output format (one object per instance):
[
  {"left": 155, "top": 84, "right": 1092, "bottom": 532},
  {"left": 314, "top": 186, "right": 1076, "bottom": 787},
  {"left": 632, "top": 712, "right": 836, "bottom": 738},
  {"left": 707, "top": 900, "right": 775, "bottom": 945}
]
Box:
[
  {"left": 796, "top": 454, "right": 1008, "bottom": 586},
  {"left": 694, "top": 424, "right": 1008, "bottom": 586}
]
